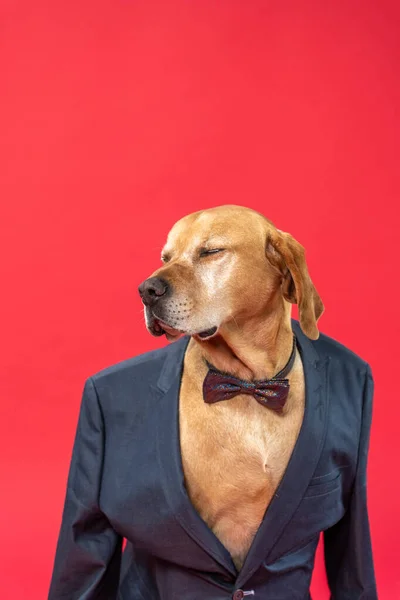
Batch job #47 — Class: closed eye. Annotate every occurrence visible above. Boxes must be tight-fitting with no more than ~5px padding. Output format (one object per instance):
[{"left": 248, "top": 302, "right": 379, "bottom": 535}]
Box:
[{"left": 199, "top": 248, "right": 225, "bottom": 258}]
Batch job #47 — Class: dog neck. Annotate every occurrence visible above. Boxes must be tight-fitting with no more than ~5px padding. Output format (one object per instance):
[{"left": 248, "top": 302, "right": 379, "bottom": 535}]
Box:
[{"left": 191, "top": 301, "right": 294, "bottom": 382}]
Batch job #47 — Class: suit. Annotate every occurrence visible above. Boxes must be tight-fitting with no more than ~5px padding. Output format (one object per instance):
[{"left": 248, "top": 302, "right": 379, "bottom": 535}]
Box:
[{"left": 48, "top": 319, "right": 377, "bottom": 599}]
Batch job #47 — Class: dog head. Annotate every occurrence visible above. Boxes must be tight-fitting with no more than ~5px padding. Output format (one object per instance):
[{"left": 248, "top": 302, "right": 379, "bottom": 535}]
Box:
[{"left": 138, "top": 205, "right": 324, "bottom": 341}]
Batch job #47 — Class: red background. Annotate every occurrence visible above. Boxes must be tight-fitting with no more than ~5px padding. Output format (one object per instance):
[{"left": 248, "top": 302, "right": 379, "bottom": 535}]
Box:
[{"left": 1, "top": 1, "right": 399, "bottom": 598}]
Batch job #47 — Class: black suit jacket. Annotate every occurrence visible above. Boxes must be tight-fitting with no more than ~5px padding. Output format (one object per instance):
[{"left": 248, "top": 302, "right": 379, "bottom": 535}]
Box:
[{"left": 48, "top": 319, "right": 377, "bottom": 599}]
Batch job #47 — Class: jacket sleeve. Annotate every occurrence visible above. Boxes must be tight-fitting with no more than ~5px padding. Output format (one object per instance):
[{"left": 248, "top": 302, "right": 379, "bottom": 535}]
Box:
[
  {"left": 48, "top": 377, "right": 123, "bottom": 600},
  {"left": 323, "top": 363, "right": 378, "bottom": 600}
]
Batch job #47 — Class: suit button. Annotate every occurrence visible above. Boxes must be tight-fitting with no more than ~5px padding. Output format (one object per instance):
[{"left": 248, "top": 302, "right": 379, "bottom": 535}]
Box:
[{"left": 233, "top": 591, "right": 244, "bottom": 600}]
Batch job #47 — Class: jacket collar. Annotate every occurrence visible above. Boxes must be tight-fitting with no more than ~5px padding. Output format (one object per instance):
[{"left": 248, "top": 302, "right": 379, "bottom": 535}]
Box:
[{"left": 156, "top": 318, "right": 320, "bottom": 393}]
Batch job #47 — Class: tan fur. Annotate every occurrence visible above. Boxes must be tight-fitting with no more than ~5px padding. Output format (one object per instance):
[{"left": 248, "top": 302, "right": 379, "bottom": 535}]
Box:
[{"left": 143, "top": 205, "right": 323, "bottom": 570}]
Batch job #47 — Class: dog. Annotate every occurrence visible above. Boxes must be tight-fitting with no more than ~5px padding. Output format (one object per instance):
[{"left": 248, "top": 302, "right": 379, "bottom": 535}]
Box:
[{"left": 138, "top": 204, "right": 324, "bottom": 571}]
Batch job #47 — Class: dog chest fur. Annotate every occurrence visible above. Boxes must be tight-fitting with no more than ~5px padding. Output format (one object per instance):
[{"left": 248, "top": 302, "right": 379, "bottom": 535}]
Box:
[{"left": 179, "top": 342, "right": 306, "bottom": 570}]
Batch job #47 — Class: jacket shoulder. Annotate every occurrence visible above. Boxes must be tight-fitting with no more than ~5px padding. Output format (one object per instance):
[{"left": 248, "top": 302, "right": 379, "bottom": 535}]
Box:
[
  {"left": 314, "top": 328, "right": 370, "bottom": 374},
  {"left": 88, "top": 342, "right": 173, "bottom": 387}
]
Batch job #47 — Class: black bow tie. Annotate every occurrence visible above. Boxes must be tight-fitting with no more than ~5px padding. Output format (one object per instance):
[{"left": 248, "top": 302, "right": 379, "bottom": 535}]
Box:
[{"left": 202, "top": 334, "right": 297, "bottom": 412}]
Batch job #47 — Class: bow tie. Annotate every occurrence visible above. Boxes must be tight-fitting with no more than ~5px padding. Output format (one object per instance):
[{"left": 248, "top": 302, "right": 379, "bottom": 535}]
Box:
[{"left": 202, "top": 334, "right": 297, "bottom": 412}]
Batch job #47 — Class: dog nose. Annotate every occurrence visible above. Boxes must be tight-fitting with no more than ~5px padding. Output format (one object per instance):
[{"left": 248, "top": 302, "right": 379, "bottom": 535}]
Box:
[{"left": 138, "top": 277, "right": 169, "bottom": 306}]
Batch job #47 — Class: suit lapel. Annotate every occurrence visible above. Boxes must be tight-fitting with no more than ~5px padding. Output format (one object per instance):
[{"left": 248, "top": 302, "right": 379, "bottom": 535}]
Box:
[
  {"left": 154, "top": 319, "right": 330, "bottom": 585},
  {"left": 236, "top": 320, "right": 331, "bottom": 588},
  {"left": 155, "top": 335, "right": 238, "bottom": 577}
]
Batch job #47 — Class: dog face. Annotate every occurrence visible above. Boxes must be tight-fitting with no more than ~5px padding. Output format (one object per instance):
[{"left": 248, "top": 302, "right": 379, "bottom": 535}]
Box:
[{"left": 139, "top": 205, "right": 324, "bottom": 341}]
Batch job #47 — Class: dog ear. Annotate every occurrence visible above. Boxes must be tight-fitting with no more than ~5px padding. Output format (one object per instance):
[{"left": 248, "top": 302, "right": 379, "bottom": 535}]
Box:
[{"left": 265, "top": 228, "right": 324, "bottom": 340}]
